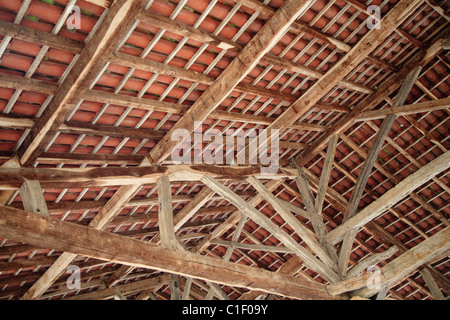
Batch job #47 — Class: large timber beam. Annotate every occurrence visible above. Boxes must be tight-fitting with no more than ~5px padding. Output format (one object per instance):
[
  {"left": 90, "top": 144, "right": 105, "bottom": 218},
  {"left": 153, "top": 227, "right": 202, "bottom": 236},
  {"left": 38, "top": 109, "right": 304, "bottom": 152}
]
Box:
[
  {"left": 147, "top": 0, "right": 314, "bottom": 165},
  {"left": 16, "top": 0, "right": 143, "bottom": 165},
  {"left": 0, "top": 205, "right": 342, "bottom": 300},
  {"left": 326, "top": 150, "right": 450, "bottom": 245},
  {"left": 0, "top": 165, "right": 298, "bottom": 190}
]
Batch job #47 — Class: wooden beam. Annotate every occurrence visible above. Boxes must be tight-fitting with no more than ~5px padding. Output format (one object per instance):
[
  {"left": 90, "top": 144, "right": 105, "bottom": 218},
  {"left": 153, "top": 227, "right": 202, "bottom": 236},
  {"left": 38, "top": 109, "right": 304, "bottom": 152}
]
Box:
[
  {"left": 147, "top": 0, "right": 314, "bottom": 164},
  {"left": 247, "top": 176, "right": 337, "bottom": 271},
  {"left": 0, "top": 205, "right": 342, "bottom": 300},
  {"left": 181, "top": 277, "right": 193, "bottom": 300},
  {"left": 110, "top": 52, "right": 298, "bottom": 103},
  {"left": 0, "top": 157, "right": 20, "bottom": 205},
  {"left": 16, "top": 0, "right": 143, "bottom": 165},
  {"left": 211, "top": 239, "right": 293, "bottom": 254},
  {"left": 327, "top": 272, "right": 375, "bottom": 296},
  {"left": 352, "top": 226, "right": 450, "bottom": 298},
  {"left": 295, "top": 34, "right": 448, "bottom": 167},
  {"left": 257, "top": 0, "right": 424, "bottom": 151},
  {"left": 342, "top": 66, "right": 421, "bottom": 224},
  {"left": 21, "top": 184, "right": 140, "bottom": 300},
  {"left": 0, "top": 165, "right": 298, "bottom": 190},
  {"left": 0, "top": 19, "right": 83, "bottom": 54},
  {"left": 337, "top": 118, "right": 397, "bottom": 276},
  {"left": 327, "top": 247, "right": 399, "bottom": 296},
  {"left": 346, "top": 246, "right": 399, "bottom": 279},
  {"left": 201, "top": 176, "right": 340, "bottom": 283},
  {"left": 419, "top": 268, "right": 446, "bottom": 300},
  {"left": 315, "top": 135, "right": 338, "bottom": 215},
  {"left": 157, "top": 176, "right": 177, "bottom": 249},
  {"left": 326, "top": 150, "right": 450, "bottom": 245},
  {"left": 291, "top": 164, "right": 331, "bottom": 247},
  {"left": 66, "top": 274, "right": 170, "bottom": 300},
  {"left": 355, "top": 84, "right": 450, "bottom": 120},
  {"left": 19, "top": 180, "right": 49, "bottom": 217},
  {"left": 170, "top": 274, "right": 181, "bottom": 300}
]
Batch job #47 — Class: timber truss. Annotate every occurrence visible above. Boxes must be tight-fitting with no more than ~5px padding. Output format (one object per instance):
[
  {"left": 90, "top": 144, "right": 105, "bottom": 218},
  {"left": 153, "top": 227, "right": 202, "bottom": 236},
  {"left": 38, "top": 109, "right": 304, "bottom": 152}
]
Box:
[{"left": 0, "top": 0, "right": 448, "bottom": 300}]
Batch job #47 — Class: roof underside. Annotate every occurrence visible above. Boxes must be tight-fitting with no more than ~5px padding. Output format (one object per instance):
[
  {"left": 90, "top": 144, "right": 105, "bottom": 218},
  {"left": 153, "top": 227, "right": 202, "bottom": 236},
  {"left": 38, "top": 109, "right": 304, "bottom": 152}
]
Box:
[{"left": 0, "top": 0, "right": 448, "bottom": 300}]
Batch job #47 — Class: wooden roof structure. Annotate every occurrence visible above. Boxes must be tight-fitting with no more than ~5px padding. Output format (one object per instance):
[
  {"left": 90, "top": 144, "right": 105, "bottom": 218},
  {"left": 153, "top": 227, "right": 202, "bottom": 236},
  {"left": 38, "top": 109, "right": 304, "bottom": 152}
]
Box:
[{"left": 0, "top": 0, "right": 448, "bottom": 300}]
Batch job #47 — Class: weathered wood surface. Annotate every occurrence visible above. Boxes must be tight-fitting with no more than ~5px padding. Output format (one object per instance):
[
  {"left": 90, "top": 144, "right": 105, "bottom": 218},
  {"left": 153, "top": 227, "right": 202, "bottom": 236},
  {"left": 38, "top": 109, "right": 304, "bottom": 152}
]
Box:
[
  {"left": 147, "top": 0, "right": 315, "bottom": 164},
  {"left": 326, "top": 150, "right": 450, "bottom": 245},
  {"left": 0, "top": 165, "right": 298, "bottom": 190},
  {"left": 0, "top": 205, "right": 343, "bottom": 300},
  {"left": 17, "top": 0, "right": 143, "bottom": 165}
]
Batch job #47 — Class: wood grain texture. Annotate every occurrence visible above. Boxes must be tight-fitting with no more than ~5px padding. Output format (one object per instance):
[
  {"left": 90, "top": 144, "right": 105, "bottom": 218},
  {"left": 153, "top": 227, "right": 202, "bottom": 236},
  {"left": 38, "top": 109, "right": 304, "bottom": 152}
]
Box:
[{"left": 0, "top": 205, "right": 342, "bottom": 300}]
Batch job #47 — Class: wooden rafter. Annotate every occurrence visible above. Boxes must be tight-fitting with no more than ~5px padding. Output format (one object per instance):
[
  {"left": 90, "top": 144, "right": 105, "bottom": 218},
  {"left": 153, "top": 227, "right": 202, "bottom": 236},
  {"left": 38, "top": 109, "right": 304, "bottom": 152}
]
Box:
[
  {"left": 147, "top": 0, "right": 315, "bottom": 165},
  {"left": 250, "top": 0, "right": 425, "bottom": 162},
  {"left": 352, "top": 226, "right": 450, "bottom": 298},
  {"left": 295, "top": 35, "right": 449, "bottom": 167},
  {"left": 16, "top": 0, "right": 143, "bottom": 165},
  {"left": 337, "top": 67, "right": 422, "bottom": 277},
  {"left": 327, "top": 150, "right": 450, "bottom": 245}
]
